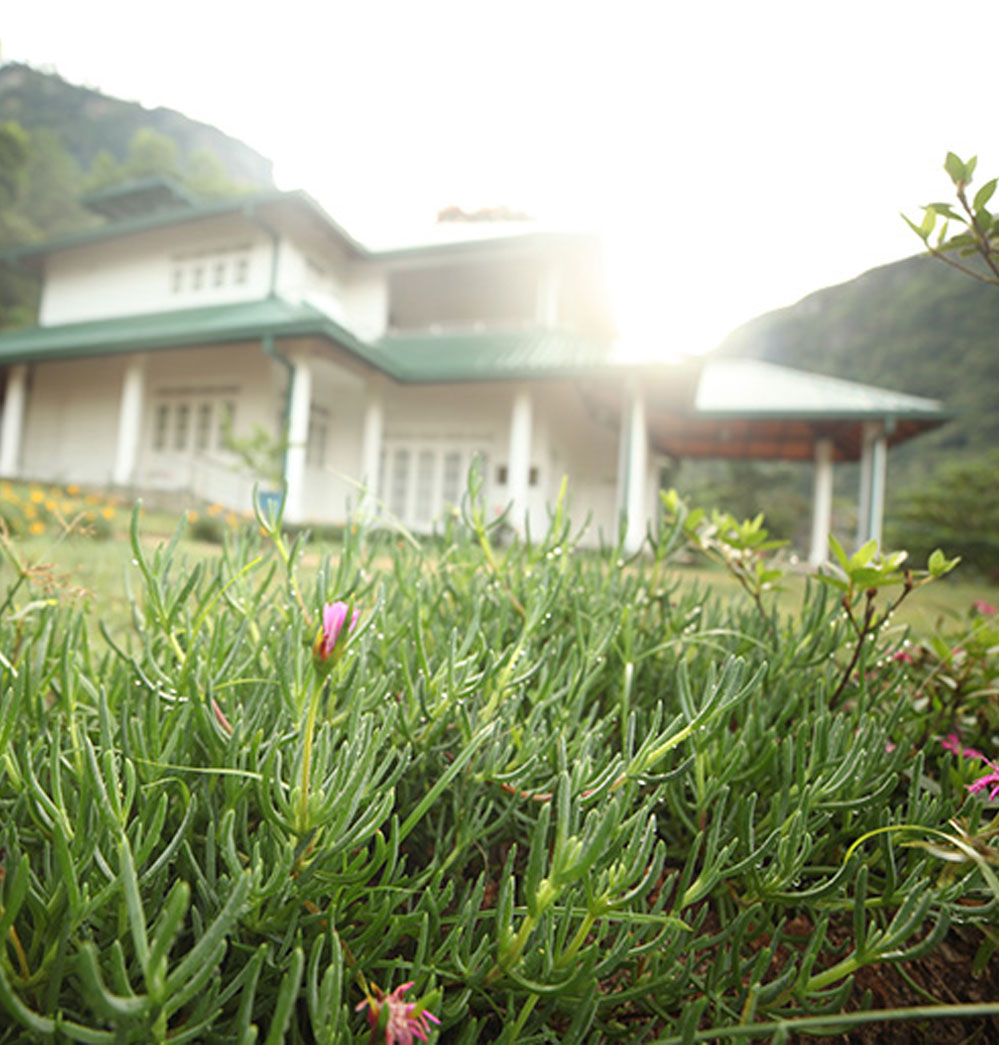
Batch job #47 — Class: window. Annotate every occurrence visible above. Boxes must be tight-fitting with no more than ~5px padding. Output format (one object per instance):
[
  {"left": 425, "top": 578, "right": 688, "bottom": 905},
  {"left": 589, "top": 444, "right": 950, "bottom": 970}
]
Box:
[
  {"left": 389, "top": 448, "right": 410, "bottom": 519},
  {"left": 415, "top": 449, "right": 435, "bottom": 521},
  {"left": 173, "top": 404, "right": 190, "bottom": 450},
  {"left": 195, "top": 403, "right": 213, "bottom": 451},
  {"left": 167, "top": 244, "right": 251, "bottom": 295},
  {"left": 442, "top": 450, "right": 462, "bottom": 507},
  {"left": 379, "top": 440, "right": 490, "bottom": 528},
  {"left": 153, "top": 403, "right": 170, "bottom": 450},
  {"left": 219, "top": 402, "right": 236, "bottom": 450},
  {"left": 150, "top": 390, "right": 239, "bottom": 458}
]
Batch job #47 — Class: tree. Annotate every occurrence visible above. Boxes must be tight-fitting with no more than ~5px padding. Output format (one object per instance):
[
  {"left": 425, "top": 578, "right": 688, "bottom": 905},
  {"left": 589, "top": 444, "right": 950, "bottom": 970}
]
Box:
[
  {"left": 905, "top": 152, "right": 999, "bottom": 286},
  {"left": 84, "top": 147, "right": 125, "bottom": 192},
  {"left": 185, "top": 148, "right": 245, "bottom": 200},
  {"left": 123, "top": 127, "right": 179, "bottom": 180},
  {"left": 0, "top": 121, "right": 29, "bottom": 206}
]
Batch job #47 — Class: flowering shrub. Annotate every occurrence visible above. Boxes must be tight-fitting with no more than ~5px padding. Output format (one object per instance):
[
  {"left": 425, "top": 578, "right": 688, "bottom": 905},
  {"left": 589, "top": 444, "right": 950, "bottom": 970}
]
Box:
[
  {"left": 0, "top": 486, "right": 996, "bottom": 1040},
  {"left": 0, "top": 480, "right": 119, "bottom": 539}
]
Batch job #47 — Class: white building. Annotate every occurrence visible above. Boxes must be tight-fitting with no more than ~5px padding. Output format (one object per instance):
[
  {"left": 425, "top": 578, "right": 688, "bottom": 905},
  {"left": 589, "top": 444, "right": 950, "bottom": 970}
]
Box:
[{"left": 0, "top": 178, "right": 946, "bottom": 558}]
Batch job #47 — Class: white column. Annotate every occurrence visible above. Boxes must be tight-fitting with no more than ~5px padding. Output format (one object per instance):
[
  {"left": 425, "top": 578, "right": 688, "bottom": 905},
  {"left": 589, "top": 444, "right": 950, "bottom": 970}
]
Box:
[
  {"left": 283, "top": 358, "right": 312, "bottom": 524},
  {"left": 868, "top": 430, "right": 888, "bottom": 547},
  {"left": 617, "top": 381, "right": 648, "bottom": 554},
  {"left": 507, "top": 388, "right": 532, "bottom": 534},
  {"left": 808, "top": 438, "right": 834, "bottom": 566},
  {"left": 856, "top": 422, "right": 887, "bottom": 547},
  {"left": 0, "top": 364, "right": 27, "bottom": 478},
  {"left": 112, "top": 356, "right": 145, "bottom": 486},
  {"left": 358, "top": 384, "right": 384, "bottom": 519},
  {"left": 856, "top": 423, "right": 874, "bottom": 547}
]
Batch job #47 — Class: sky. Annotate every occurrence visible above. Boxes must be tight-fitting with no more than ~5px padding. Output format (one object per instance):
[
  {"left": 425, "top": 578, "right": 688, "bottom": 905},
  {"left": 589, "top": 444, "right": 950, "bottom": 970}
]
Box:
[{"left": 3, "top": 0, "right": 998, "bottom": 357}]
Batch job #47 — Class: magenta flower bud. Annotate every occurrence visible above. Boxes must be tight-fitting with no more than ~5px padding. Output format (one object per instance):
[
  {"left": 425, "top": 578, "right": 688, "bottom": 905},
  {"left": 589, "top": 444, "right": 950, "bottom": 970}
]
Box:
[
  {"left": 312, "top": 601, "right": 359, "bottom": 675},
  {"left": 356, "top": 982, "right": 440, "bottom": 1043}
]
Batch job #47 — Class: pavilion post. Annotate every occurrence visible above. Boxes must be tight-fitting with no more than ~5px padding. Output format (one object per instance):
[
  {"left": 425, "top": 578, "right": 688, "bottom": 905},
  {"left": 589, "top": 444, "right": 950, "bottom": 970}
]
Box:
[
  {"left": 358, "top": 382, "right": 384, "bottom": 519},
  {"left": 283, "top": 357, "right": 312, "bottom": 524},
  {"left": 0, "top": 364, "right": 28, "bottom": 478},
  {"left": 808, "top": 437, "right": 834, "bottom": 566},
  {"left": 617, "top": 378, "right": 648, "bottom": 554},
  {"left": 856, "top": 422, "right": 887, "bottom": 547},
  {"left": 112, "top": 355, "right": 145, "bottom": 486},
  {"left": 507, "top": 388, "right": 533, "bottom": 534}
]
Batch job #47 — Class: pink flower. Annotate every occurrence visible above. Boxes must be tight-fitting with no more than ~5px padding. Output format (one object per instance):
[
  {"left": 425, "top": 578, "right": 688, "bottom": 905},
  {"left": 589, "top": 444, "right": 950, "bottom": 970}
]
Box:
[
  {"left": 972, "top": 599, "right": 997, "bottom": 616},
  {"left": 968, "top": 761, "right": 999, "bottom": 803},
  {"left": 892, "top": 649, "right": 914, "bottom": 665},
  {"left": 940, "top": 733, "right": 986, "bottom": 762},
  {"left": 313, "top": 606, "right": 361, "bottom": 668},
  {"left": 312, "top": 601, "right": 359, "bottom": 675},
  {"left": 356, "top": 982, "right": 440, "bottom": 1044}
]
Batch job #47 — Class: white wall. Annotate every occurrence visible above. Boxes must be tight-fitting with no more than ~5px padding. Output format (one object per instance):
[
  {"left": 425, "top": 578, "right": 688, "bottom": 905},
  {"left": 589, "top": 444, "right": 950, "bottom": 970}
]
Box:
[
  {"left": 39, "top": 216, "right": 273, "bottom": 326},
  {"left": 22, "top": 357, "right": 123, "bottom": 484},
  {"left": 343, "top": 264, "right": 389, "bottom": 340},
  {"left": 537, "top": 383, "right": 621, "bottom": 544},
  {"left": 139, "top": 343, "right": 280, "bottom": 510},
  {"left": 299, "top": 358, "right": 367, "bottom": 521}
]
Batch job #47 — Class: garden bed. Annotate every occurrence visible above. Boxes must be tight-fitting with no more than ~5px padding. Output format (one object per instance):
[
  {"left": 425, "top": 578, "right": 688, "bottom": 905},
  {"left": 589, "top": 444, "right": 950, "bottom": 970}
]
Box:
[{"left": 0, "top": 489, "right": 996, "bottom": 1042}]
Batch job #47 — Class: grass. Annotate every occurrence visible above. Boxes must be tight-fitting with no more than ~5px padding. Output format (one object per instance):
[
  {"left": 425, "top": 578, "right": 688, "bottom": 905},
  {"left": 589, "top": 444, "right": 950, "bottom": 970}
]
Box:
[
  {"left": 5, "top": 505, "right": 995, "bottom": 653},
  {"left": 1, "top": 486, "right": 997, "bottom": 1040}
]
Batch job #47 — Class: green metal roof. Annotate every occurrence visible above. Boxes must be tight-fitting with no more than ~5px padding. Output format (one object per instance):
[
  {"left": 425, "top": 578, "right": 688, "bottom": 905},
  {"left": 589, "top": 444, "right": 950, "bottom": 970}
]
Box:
[
  {"left": 0, "top": 303, "right": 955, "bottom": 438},
  {"left": 0, "top": 298, "right": 383, "bottom": 370},
  {"left": 0, "top": 190, "right": 368, "bottom": 266},
  {"left": 80, "top": 176, "right": 203, "bottom": 220},
  {"left": 0, "top": 188, "right": 578, "bottom": 269},
  {"left": 0, "top": 300, "right": 619, "bottom": 383},
  {"left": 696, "top": 359, "right": 946, "bottom": 421},
  {"left": 375, "top": 327, "right": 619, "bottom": 381}
]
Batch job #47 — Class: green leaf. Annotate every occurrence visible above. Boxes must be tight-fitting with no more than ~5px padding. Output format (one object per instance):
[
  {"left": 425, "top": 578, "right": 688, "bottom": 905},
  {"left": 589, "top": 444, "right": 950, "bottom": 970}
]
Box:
[
  {"left": 848, "top": 539, "right": 879, "bottom": 571},
  {"left": 919, "top": 208, "right": 937, "bottom": 238},
  {"left": 944, "top": 151, "right": 968, "bottom": 185},
  {"left": 828, "top": 534, "right": 849, "bottom": 572}
]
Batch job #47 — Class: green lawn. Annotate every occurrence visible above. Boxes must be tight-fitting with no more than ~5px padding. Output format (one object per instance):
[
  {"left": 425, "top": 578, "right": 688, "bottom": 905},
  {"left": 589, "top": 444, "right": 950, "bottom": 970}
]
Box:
[{"left": 6, "top": 505, "right": 994, "bottom": 646}]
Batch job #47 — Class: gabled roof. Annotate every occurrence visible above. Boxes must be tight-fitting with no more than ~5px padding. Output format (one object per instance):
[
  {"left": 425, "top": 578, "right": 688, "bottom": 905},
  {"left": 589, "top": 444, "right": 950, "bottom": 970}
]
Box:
[
  {"left": 695, "top": 358, "right": 943, "bottom": 421},
  {"left": 0, "top": 301, "right": 951, "bottom": 462},
  {"left": 375, "top": 327, "right": 617, "bottom": 381},
  {"left": 0, "top": 187, "right": 592, "bottom": 269},
  {"left": 0, "top": 299, "right": 622, "bottom": 383},
  {"left": 80, "top": 176, "right": 203, "bottom": 220},
  {"left": 0, "top": 190, "right": 368, "bottom": 266},
  {"left": 0, "top": 298, "right": 380, "bottom": 370}
]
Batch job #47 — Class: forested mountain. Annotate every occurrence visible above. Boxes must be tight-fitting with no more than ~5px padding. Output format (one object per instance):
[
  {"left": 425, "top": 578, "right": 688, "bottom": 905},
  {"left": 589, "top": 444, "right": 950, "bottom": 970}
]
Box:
[
  {"left": 0, "top": 62, "right": 275, "bottom": 328},
  {"left": 715, "top": 255, "right": 999, "bottom": 471},
  {"left": 0, "top": 62, "right": 273, "bottom": 188}
]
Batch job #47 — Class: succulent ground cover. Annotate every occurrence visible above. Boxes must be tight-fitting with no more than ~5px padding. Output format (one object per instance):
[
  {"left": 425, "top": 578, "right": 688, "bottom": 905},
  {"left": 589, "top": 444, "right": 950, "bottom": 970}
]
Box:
[{"left": 0, "top": 484, "right": 997, "bottom": 1043}]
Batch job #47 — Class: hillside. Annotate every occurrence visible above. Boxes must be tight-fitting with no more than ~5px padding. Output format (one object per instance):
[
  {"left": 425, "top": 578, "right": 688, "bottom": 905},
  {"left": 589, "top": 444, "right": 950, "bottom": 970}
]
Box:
[
  {"left": 715, "top": 255, "right": 999, "bottom": 470},
  {"left": 0, "top": 61, "right": 273, "bottom": 189}
]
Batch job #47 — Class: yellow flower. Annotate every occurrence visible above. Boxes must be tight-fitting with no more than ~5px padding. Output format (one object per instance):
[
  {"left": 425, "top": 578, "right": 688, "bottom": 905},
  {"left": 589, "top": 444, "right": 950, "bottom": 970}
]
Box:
[
  {"left": 29, "top": 489, "right": 44, "bottom": 504},
  {"left": 186, "top": 509, "right": 198, "bottom": 523},
  {"left": 100, "top": 506, "right": 115, "bottom": 521},
  {"left": 24, "top": 504, "right": 37, "bottom": 519},
  {"left": 66, "top": 483, "right": 80, "bottom": 495},
  {"left": 60, "top": 500, "right": 73, "bottom": 513},
  {"left": 45, "top": 499, "right": 57, "bottom": 512},
  {"left": 28, "top": 521, "right": 45, "bottom": 536},
  {"left": 207, "top": 503, "right": 223, "bottom": 517},
  {"left": 225, "top": 512, "right": 239, "bottom": 527},
  {"left": 85, "top": 493, "right": 101, "bottom": 505}
]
